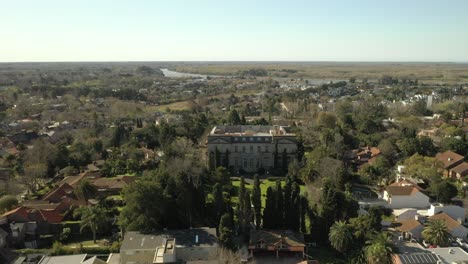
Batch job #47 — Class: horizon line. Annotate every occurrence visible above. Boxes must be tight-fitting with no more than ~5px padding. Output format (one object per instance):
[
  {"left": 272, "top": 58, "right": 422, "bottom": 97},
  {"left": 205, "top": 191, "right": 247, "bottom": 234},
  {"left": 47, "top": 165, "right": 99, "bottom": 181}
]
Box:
[{"left": 1, "top": 60, "right": 468, "bottom": 64}]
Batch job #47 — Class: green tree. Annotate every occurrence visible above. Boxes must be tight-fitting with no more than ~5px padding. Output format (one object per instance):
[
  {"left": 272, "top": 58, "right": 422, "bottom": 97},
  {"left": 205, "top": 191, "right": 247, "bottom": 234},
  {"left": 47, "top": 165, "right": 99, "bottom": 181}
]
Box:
[
  {"left": 76, "top": 206, "right": 107, "bottom": 243},
  {"left": 228, "top": 109, "right": 241, "bottom": 125},
  {"left": 212, "top": 183, "right": 225, "bottom": 223},
  {"left": 59, "top": 227, "right": 71, "bottom": 242},
  {"left": 328, "top": 220, "right": 353, "bottom": 253},
  {"left": 403, "top": 154, "right": 443, "bottom": 180},
  {"left": 378, "top": 139, "right": 398, "bottom": 162},
  {"left": 252, "top": 175, "right": 262, "bottom": 229},
  {"left": 422, "top": 220, "right": 450, "bottom": 247},
  {"left": 236, "top": 177, "right": 252, "bottom": 234},
  {"left": 432, "top": 180, "right": 458, "bottom": 204},
  {"left": 212, "top": 167, "right": 231, "bottom": 186},
  {"left": 274, "top": 180, "right": 284, "bottom": 228},
  {"left": 74, "top": 179, "right": 97, "bottom": 201},
  {"left": 263, "top": 187, "right": 275, "bottom": 229},
  {"left": 219, "top": 213, "right": 235, "bottom": 249},
  {"left": 0, "top": 195, "right": 18, "bottom": 213},
  {"left": 364, "top": 232, "right": 395, "bottom": 264}
]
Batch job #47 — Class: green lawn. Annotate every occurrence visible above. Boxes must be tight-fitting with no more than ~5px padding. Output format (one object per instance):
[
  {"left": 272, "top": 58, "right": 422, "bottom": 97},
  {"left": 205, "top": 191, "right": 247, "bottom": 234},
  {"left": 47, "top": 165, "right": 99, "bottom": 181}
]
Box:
[{"left": 306, "top": 246, "right": 346, "bottom": 264}]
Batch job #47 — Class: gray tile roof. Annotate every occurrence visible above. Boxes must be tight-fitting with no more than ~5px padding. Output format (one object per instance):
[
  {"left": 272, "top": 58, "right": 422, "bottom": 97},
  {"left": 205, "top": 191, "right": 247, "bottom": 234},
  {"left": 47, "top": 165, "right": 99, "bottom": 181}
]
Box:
[
  {"left": 121, "top": 227, "right": 218, "bottom": 251},
  {"left": 397, "top": 253, "right": 439, "bottom": 264}
]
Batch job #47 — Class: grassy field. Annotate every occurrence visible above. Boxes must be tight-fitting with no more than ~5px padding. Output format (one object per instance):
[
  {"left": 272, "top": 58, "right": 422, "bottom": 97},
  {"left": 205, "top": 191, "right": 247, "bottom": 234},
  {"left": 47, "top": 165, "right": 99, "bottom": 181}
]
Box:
[
  {"left": 173, "top": 62, "right": 468, "bottom": 83},
  {"left": 148, "top": 100, "right": 196, "bottom": 112},
  {"left": 146, "top": 89, "right": 261, "bottom": 113}
]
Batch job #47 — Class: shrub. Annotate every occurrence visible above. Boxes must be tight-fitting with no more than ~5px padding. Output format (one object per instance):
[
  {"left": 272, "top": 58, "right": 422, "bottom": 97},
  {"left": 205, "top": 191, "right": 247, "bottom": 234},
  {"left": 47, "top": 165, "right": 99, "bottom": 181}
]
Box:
[
  {"left": 59, "top": 228, "right": 71, "bottom": 242},
  {"left": 0, "top": 195, "right": 18, "bottom": 213},
  {"left": 51, "top": 241, "right": 65, "bottom": 256},
  {"left": 110, "top": 241, "right": 121, "bottom": 253}
]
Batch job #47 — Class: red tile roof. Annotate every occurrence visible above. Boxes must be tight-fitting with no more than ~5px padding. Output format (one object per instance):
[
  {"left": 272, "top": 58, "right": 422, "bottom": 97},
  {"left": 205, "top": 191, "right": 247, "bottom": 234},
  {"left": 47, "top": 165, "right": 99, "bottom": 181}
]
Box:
[
  {"left": 2, "top": 206, "right": 29, "bottom": 222},
  {"left": 435, "top": 151, "right": 464, "bottom": 169},
  {"left": 91, "top": 176, "right": 135, "bottom": 190},
  {"left": 386, "top": 186, "right": 420, "bottom": 196},
  {"left": 452, "top": 162, "right": 468, "bottom": 176},
  {"left": 396, "top": 220, "right": 422, "bottom": 232},
  {"left": 429, "top": 212, "right": 462, "bottom": 231},
  {"left": 28, "top": 209, "right": 64, "bottom": 224},
  {"left": 390, "top": 180, "right": 423, "bottom": 191},
  {"left": 42, "top": 183, "right": 75, "bottom": 203}
]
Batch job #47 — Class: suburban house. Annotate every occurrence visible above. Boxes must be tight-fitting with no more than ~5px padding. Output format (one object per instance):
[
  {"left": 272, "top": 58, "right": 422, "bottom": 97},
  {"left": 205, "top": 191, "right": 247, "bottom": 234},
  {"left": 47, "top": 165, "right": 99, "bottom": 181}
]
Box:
[
  {"left": 383, "top": 185, "right": 430, "bottom": 209},
  {"left": 394, "top": 203, "right": 466, "bottom": 223},
  {"left": 429, "top": 213, "right": 468, "bottom": 239},
  {"left": 120, "top": 228, "right": 218, "bottom": 264},
  {"left": 344, "top": 146, "right": 381, "bottom": 169},
  {"left": 90, "top": 176, "right": 135, "bottom": 196},
  {"left": 42, "top": 183, "right": 76, "bottom": 204},
  {"left": 1, "top": 205, "right": 64, "bottom": 248},
  {"left": 435, "top": 151, "right": 465, "bottom": 178},
  {"left": 395, "top": 220, "right": 423, "bottom": 240},
  {"left": 451, "top": 162, "right": 468, "bottom": 179},
  {"left": 427, "top": 203, "right": 466, "bottom": 222},
  {"left": 248, "top": 230, "right": 306, "bottom": 258},
  {"left": 393, "top": 247, "right": 468, "bottom": 263}
]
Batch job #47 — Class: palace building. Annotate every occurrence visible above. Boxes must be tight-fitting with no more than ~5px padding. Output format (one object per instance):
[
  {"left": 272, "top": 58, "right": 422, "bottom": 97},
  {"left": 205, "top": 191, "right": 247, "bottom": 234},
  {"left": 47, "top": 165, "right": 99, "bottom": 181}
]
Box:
[{"left": 207, "top": 125, "right": 297, "bottom": 173}]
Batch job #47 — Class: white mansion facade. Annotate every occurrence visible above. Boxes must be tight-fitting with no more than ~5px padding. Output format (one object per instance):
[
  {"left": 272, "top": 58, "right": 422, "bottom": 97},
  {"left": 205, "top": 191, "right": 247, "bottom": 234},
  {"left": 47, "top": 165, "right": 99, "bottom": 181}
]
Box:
[{"left": 207, "top": 125, "right": 298, "bottom": 173}]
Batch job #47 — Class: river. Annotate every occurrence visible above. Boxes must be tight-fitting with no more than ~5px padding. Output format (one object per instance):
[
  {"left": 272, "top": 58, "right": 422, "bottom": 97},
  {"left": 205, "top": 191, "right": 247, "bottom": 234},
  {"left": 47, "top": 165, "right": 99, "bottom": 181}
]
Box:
[{"left": 160, "top": 68, "right": 209, "bottom": 78}]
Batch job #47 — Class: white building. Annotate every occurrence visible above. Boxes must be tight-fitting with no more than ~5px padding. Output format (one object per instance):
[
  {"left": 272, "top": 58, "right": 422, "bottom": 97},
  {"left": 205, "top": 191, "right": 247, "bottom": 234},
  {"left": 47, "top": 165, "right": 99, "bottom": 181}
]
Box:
[
  {"left": 428, "top": 203, "right": 466, "bottom": 222},
  {"left": 207, "top": 125, "right": 297, "bottom": 173},
  {"left": 383, "top": 185, "right": 430, "bottom": 209}
]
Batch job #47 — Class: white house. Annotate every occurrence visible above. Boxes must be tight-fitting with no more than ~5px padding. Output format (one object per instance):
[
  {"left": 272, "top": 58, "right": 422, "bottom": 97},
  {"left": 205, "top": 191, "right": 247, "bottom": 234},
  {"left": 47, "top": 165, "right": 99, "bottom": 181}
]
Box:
[
  {"left": 383, "top": 185, "right": 430, "bottom": 209},
  {"left": 428, "top": 203, "right": 466, "bottom": 222},
  {"left": 429, "top": 213, "right": 468, "bottom": 239}
]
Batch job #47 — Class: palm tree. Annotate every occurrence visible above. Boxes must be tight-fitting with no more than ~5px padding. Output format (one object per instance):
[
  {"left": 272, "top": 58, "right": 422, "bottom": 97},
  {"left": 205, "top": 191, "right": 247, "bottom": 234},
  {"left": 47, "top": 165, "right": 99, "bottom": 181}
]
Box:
[
  {"left": 75, "top": 179, "right": 97, "bottom": 201},
  {"left": 422, "top": 219, "right": 450, "bottom": 247},
  {"left": 78, "top": 206, "right": 107, "bottom": 243},
  {"left": 328, "top": 220, "right": 353, "bottom": 253},
  {"left": 364, "top": 232, "right": 395, "bottom": 264}
]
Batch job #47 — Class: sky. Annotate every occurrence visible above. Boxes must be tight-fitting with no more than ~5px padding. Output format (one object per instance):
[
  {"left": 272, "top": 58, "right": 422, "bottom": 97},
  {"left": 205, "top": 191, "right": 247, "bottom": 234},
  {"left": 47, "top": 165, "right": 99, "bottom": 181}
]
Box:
[{"left": 1, "top": 0, "right": 468, "bottom": 62}]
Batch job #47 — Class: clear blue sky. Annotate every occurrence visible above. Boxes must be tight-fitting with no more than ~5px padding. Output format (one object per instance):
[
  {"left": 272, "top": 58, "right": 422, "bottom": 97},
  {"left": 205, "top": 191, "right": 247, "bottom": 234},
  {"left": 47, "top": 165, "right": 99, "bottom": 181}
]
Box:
[{"left": 1, "top": 0, "right": 467, "bottom": 62}]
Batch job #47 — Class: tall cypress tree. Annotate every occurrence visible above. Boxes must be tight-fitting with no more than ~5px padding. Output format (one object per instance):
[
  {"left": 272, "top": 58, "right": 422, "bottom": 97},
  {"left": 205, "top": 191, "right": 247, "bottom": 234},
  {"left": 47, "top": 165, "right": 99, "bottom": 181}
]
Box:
[
  {"left": 252, "top": 175, "right": 262, "bottom": 229},
  {"left": 237, "top": 177, "right": 251, "bottom": 234},
  {"left": 274, "top": 180, "right": 284, "bottom": 229},
  {"left": 300, "top": 195, "right": 308, "bottom": 234},
  {"left": 319, "top": 179, "right": 338, "bottom": 240},
  {"left": 283, "top": 177, "right": 293, "bottom": 229},
  {"left": 212, "top": 183, "right": 225, "bottom": 224},
  {"left": 263, "top": 187, "right": 275, "bottom": 229},
  {"left": 291, "top": 182, "right": 301, "bottom": 231},
  {"left": 219, "top": 213, "right": 235, "bottom": 249}
]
